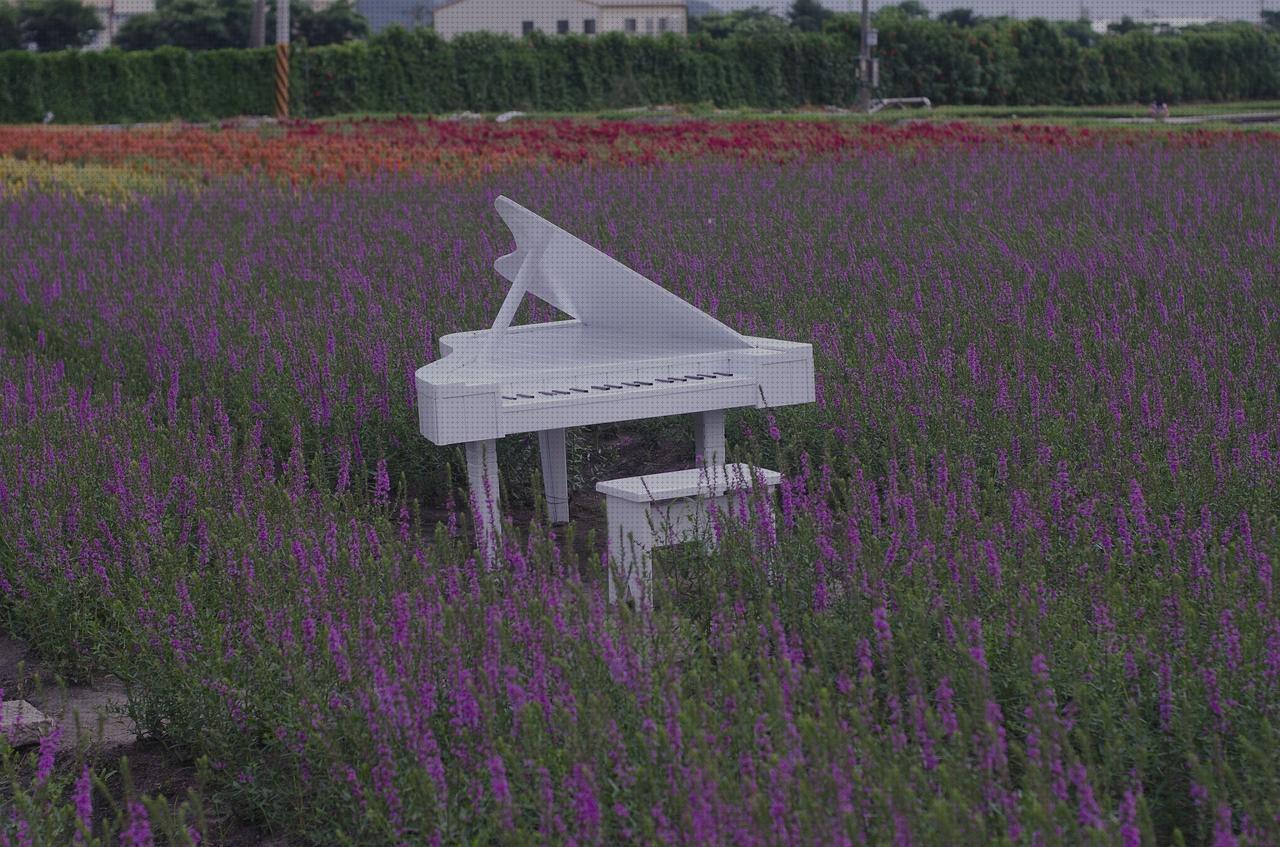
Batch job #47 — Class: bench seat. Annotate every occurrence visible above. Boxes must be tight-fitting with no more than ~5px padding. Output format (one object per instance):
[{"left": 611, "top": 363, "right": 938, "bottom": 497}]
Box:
[{"left": 597, "top": 463, "right": 781, "bottom": 607}]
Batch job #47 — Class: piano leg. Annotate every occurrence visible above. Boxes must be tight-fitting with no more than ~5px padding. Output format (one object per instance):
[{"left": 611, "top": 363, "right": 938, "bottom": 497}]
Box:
[
  {"left": 694, "top": 409, "right": 727, "bottom": 467},
  {"left": 465, "top": 439, "right": 502, "bottom": 562},
  {"left": 537, "top": 428, "right": 570, "bottom": 524}
]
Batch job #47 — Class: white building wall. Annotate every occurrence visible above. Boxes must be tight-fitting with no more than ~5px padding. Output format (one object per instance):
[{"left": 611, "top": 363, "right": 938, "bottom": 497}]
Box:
[
  {"left": 434, "top": 0, "right": 687, "bottom": 39},
  {"left": 435, "top": 0, "right": 599, "bottom": 39},
  {"left": 596, "top": 5, "right": 686, "bottom": 35}
]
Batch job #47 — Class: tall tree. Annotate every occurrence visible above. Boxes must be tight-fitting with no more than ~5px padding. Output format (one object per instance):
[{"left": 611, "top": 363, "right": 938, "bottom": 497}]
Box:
[
  {"left": 116, "top": 0, "right": 239, "bottom": 50},
  {"left": 938, "top": 7, "right": 981, "bottom": 27},
  {"left": 295, "top": 0, "right": 366, "bottom": 45},
  {"left": 0, "top": 2, "right": 22, "bottom": 49},
  {"left": 117, "top": 0, "right": 365, "bottom": 50},
  {"left": 787, "top": 0, "right": 831, "bottom": 32},
  {"left": 17, "top": 0, "right": 99, "bottom": 50},
  {"left": 1057, "top": 17, "right": 1095, "bottom": 47},
  {"left": 1106, "top": 15, "right": 1142, "bottom": 34},
  {"left": 893, "top": 0, "right": 930, "bottom": 19},
  {"left": 688, "top": 6, "right": 786, "bottom": 37},
  {"left": 873, "top": 0, "right": 930, "bottom": 26}
]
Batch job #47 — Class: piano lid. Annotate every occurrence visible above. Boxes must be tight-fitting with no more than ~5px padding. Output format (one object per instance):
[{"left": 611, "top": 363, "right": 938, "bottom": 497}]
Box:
[{"left": 492, "top": 196, "right": 749, "bottom": 351}]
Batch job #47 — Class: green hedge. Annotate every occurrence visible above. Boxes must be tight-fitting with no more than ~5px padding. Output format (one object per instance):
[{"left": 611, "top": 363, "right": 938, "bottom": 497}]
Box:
[
  {"left": 1, "top": 23, "right": 1278, "bottom": 123},
  {"left": 0, "top": 45, "right": 276, "bottom": 122}
]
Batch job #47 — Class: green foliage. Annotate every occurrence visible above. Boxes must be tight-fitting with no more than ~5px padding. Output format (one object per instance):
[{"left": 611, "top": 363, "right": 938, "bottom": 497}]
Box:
[
  {"left": 0, "top": 740, "right": 209, "bottom": 845},
  {"left": 0, "top": 2, "right": 21, "bottom": 50},
  {"left": 787, "top": 0, "right": 833, "bottom": 33},
  {"left": 937, "top": 8, "right": 982, "bottom": 28},
  {"left": 16, "top": 0, "right": 98, "bottom": 51},
  {"left": 297, "top": 0, "right": 366, "bottom": 46},
  {"left": 887, "top": 0, "right": 931, "bottom": 21},
  {"left": 1057, "top": 17, "right": 1097, "bottom": 48},
  {"left": 688, "top": 5, "right": 787, "bottom": 38},
  {"left": 1007, "top": 18, "right": 1079, "bottom": 105},
  {"left": 0, "top": 44, "right": 274, "bottom": 122},
  {"left": 116, "top": 0, "right": 247, "bottom": 51},
  {"left": 2, "top": 18, "right": 1280, "bottom": 122},
  {"left": 1108, "top": 15, "right": 1144, "bottom": 35}
]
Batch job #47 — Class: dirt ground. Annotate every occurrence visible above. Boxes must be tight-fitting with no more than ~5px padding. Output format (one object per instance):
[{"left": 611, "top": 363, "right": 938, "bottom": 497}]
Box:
[{"left": 1, "top": 635, "right": 297, "bottom": 845}]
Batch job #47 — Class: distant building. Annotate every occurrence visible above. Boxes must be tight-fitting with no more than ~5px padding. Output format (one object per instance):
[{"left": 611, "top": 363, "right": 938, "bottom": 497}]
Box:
[
  {"left": 1090, "top": 16, "right": 1233, "bottom": 34},
  {"left": 433, "top": 0, "right": 687, "bottom": 40}
]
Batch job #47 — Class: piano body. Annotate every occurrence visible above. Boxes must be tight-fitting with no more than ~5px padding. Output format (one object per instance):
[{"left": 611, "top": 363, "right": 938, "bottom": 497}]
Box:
[{"left": 415, "top": 196, "right": 814, "bottom": 556}]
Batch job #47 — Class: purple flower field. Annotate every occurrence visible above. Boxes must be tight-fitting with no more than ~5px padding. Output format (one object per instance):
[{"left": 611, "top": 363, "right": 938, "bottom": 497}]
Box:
[{"left": 2, "top": 139, "right": 1279, "bottom": 844}]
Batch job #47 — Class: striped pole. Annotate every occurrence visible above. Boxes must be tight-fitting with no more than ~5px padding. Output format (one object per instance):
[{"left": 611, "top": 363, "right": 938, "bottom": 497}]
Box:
[
  {"left": 274, "top": 42, "right": 290, "bottom": 119},
  {"left": 274, "top": 0, "right": 290, "bottom": 119}
]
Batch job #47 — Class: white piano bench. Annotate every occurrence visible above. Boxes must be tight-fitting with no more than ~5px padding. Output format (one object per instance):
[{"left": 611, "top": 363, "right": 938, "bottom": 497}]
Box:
[{"left": 596, "top": 463, "right": 782, "bottom": 608}]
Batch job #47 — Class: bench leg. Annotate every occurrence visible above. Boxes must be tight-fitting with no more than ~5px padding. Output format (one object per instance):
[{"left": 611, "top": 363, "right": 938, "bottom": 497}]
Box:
[
  {"left": 694, "top": 409, "right": 726, "bottom": 468},
  {"left": 537, "top": 428, "right": 570, "bottom": 524},
  {"left": 465, "top": 439, "right": 501, "bottom": 563},
  {"left": 606, "top": 497, "right": 653, "bottom": 609}
]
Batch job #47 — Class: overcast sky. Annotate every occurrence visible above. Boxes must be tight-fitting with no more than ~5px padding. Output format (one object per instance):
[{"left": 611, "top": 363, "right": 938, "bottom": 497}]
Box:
[{"left": 709, "top": 0, "right": 1268, "bottom": 22}]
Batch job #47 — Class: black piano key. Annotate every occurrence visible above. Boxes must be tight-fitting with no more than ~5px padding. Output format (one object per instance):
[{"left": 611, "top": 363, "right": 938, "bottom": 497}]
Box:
[
  {"left": 539, "top": 391, "right": 557, "bottom": 396},
  {"left": 569, "top": 387, "right": 589, "bottom": 393},
  {"left": 502, "top": 395, "right": 517, "bottom": 400},
  {"left": 621, "top": 381, "right": 644, "bottom": 387},
  {"left": 517, "top": 393, "right": 535, "bottom": 399},
  {"left": 551, "top": 390, "right": 571, "bottom": 395},
  {"left": 683, "top": 375, "right": 705, "bottom": 381},
  {"left": 696, "top": 373, "right": 718, "bottom": 379},
  {"left": 590, "top": 385, "right": 612, "bottom": 391},
  {"left": 713, "top": 371, "right": 733, "bottom": 377},
  {"left": 605, "top": 384, "right": 624, "bottom": 389},
  {"left": 634, "top": 381, "right": 653, "bottom": 386}
]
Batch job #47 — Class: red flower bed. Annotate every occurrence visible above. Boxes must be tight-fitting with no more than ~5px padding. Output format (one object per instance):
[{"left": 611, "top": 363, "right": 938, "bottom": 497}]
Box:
[{"left": 0, "top": 117, "right": 1274, "bottom": 184}]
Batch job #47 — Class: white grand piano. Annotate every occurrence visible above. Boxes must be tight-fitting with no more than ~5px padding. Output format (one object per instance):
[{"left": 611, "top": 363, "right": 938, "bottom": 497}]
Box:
[{"left": 415, "top": 196, "right": 814, "bottom": 557}]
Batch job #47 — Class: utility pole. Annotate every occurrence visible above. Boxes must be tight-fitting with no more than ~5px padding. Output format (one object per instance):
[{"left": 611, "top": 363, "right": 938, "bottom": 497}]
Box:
[
  {"left": 274, "top": 0, "right": 290, "bottom": 119},
  {"left": 856, "top": 0, "right": 872, "bottom": 111},
  {"left": 250, "top": 0, "right": 266, "bottom": 47}
]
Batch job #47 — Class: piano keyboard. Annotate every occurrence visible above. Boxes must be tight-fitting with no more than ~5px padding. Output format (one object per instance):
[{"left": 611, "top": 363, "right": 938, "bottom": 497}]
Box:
[
  {"left": 500, "top": 371, "right": 737, "bottom": 402},
  {"left": 495, "top": 369, "right": 759, "bottom": 434}
]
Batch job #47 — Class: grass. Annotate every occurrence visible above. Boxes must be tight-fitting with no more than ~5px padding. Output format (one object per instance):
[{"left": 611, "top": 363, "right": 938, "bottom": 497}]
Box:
[
  {"left": 309, "top": 99, "right": 1280, "bottom": 130},
  {"left": 9, "top": 99, "right": 1279, "bottom": 131}
]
